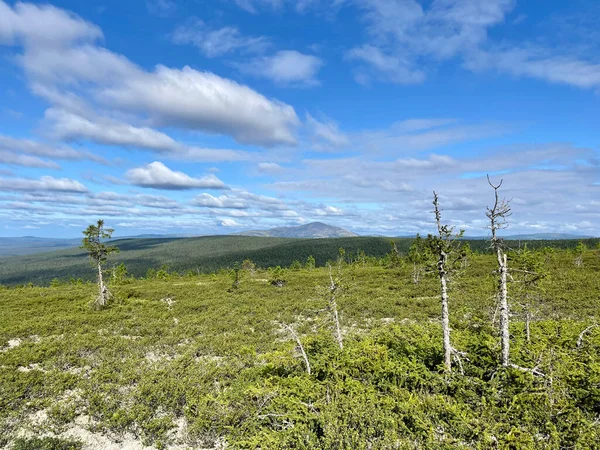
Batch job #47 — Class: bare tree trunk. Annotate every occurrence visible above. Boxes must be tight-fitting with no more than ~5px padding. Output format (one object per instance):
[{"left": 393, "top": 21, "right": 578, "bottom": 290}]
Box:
[
  {"left": 439, "top": 255, "right": 452, "bottom": 371},
  {"left": 97, "top": 262, "right": 106, "bottom": 307},
  {"left": 95, "top": 262, "right": 112, "bottom": 308},
  {"left": 432, "top": 191, "right": 453, "bottom": 372},
  {"left": 487, "top": 176, "right": 512, "bottom": 368},
  {"left": 281, "top": 323, "right": 311, "bottom": 375},
  {"left": 577, "top": 324, "right": 598, "bottom": 348},
  {"left": 498, "top": 250, "right": 510, "bottom": 366},
  {"left": 329, "top": 265, "right": 344, "bottom": 350},
  {"left": 412, "top": 262, "right": 420, "bottom": 284}
]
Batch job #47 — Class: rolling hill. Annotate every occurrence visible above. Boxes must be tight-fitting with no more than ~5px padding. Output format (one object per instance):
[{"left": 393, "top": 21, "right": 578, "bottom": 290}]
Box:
[
  {"left": 1, "top": 234, "right": 599, "bottom": 286},
  {"left": 236, "top": 222, "right": 358, "bottom": 238}
]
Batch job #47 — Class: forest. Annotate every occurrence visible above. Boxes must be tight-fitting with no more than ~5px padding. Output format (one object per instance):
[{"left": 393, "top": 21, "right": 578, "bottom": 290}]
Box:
[{"left": 1, "top": 231, "right": 600, "bottom": 449}]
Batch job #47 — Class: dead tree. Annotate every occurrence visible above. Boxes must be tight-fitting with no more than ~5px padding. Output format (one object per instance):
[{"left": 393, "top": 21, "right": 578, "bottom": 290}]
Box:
[
  {"left": 408, "top": 234, "right": 426, "bottom": 284},
  {"left": 577, "top": 324, "right": 598, "bottom": 348},
  {"left": 81, "top": 220, "right": 119, "bottom": 308},
  {"left": 327, "top": 263, "right": 344, "bottom": 350},
  {"left": 430, "top": 192, "right": 466, "bottom": 372},
  {"left": 280, "top": 322, "right": 311, "bottom": 375},
  {"left": 486, "top": 176, "right": 512, "bottom": 367}
]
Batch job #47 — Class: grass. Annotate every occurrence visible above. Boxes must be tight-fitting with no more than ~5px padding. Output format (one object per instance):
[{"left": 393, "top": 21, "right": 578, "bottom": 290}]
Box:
[{"left": 1, "top": 250, "right": 600, "bottom": 448}]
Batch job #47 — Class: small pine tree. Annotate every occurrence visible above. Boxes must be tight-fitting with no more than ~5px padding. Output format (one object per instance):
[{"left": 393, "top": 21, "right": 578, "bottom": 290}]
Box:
[
  {"left": 81, "top": 220, "right": 119, "bottom": 308},
  {"left": 408, "top": 234, "right": 429, "bottom": 284},
  {"left": 573, "top": 241, "right": 586, "bottom": 267}
]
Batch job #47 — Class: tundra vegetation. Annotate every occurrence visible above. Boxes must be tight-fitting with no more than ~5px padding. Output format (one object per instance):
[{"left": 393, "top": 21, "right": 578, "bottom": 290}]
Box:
[{"left": 1, "top": 206, "right": 600, "bottom": 448}]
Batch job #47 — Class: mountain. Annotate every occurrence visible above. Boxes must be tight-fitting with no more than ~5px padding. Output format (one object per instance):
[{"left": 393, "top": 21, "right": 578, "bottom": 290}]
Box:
[
  {"left": 502, "top": 233, "right": 595, "bottom": 240},
  {"left": 0, "top": 236, "right": 83, "bottom": 257},
  {"left": 236, "top": 222, "right": 358, "bottom": 238},
  {"left": 0, "top": 234, "right": 184, "bottom": 258}
]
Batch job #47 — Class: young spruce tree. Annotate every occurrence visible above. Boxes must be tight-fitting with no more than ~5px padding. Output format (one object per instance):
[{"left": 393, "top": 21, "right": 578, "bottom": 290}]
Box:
[{"left": 81, "top": 220, "right": 119, "bottom": 308}]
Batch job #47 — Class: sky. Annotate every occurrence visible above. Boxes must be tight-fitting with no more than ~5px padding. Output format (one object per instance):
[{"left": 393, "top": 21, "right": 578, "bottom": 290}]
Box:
[{"left": 0, "top": 0, "right": 598, "bottom": 238}]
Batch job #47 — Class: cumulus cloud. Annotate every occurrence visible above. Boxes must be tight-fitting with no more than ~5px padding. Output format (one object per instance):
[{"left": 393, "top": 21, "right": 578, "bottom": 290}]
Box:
[
  {"left": 0, "top": 175, "right": 87, "bottom": 192},
  {"left": 101, "top": 66, "right": 299, "bottom": 146},
  {"left": 219, "top": 218, "right": 241, "bottom": 227},
  {"left": 172, "top": 20, "right": 269, "bottom": 57},
  {"left": 0, "top": 0, "right": 102, "bottom": 46},
  {"left": 191, "top": 194, "right": 248, "bottom": 209},
  {"left": 0, "top": 151, "right": 59, "bottom": 169},
  {"left": 46, "top": 108, "right": 178, "bottom": 152},
  {"left": 236, "top": 50, "right": 323, "bottom": 86},
  {"left": 0, "top": 134, "right": 104, "bottom": 163},
  {"left": 126, "top": 162, "right": 229, "bottom": 190},
  {"left": 45, "top": 109, "right": 255, "bottom": 162},
  {"left": 0, "top": 1, "right": 300, "bottom": 147}
]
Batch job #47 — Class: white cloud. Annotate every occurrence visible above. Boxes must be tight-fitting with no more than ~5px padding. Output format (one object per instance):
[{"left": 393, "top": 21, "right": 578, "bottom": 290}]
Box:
[
  {"left": 237, "top": 50, "right": 323, "bottom": 86},
  {"left": 191, "top": 194, "right": 248, "bottom": 209},
  {"left": 257, "top": 162, "right": 283, "bottom": 174},
  {"left": 346, "top": 0, "right": 600, "bottom": 90},
  {"left": 0, "top": 1, "right": 102, "bottom": 47},
  {"left": 172, "top": 20, "right": 269, "bottom": 57},
  {"left": 306, "top": 113, "right": 349, "bottom": 150},
  {"left": 0, "top": 176, "right": 87, "bottom": 192},
  {"left": 0, "top": 1, "right": 300, "bottom": 147},
  {"left": 0, "top": 134, "right": 104, "bottom": 163},
  {"left": 219, "top": 218, "right": 241, "bottom": 227},
  {"left": 346, "top": 45, "right": 425, "bottom": 85},
  {"left": 101, "top": 66, "right": 300, "bottom": 146},
  {"left": 126, "top": 162, "right": 229, "bottom": 190},
  {"left": 466, "top": 48, "right": 600, "bottom": 90},
  {"left": 0, "top": 151, "right": 59, "bottom": 169},
  {"left": 46, "top": 108, "right": 178, "bottom": 152},
  {"left": 314, "top": 205, "right": 344, "bottom": 216},
  {"left": 357, "top": 120, "right": 507, "bottom": 153},
  {"left": 146, "top": 0, "right": 176, "bottom": 17},
  {"left": 45, "top": 108, "right": 253, "bottom": 162},
  {"left": 233, "top": 0, "right": 283, "bottom": 13}
]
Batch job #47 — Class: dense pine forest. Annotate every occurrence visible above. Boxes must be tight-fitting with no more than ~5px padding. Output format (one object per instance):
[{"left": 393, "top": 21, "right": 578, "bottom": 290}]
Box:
[{"left": 1, "top": 235, "right": 598, "bottom": 286}]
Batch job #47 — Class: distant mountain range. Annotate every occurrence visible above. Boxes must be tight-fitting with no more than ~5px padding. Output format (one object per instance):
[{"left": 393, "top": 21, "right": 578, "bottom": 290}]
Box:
[
  {"left": 0, "top": 236, "right": 83, "bottom": 257},
  {"left": 461, "top": 233, "right": 594, "bottom": 241},
  {"left": 236, "top": 222, "right": 358, "bottom": 238},
  {"left": 0, "top": 226, "right": 594, "bottom": 258}
]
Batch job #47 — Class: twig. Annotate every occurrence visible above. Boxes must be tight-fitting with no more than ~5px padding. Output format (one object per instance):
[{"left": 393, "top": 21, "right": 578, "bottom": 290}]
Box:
[
  {"left": 280, "top": 322, "right": 311, "bottom": 375},
  {"left": 509, "top": 363, "right": 545, "bottom": 377},
  {"left": 577, "top": 324, "right": 599, "bottom": 348}
]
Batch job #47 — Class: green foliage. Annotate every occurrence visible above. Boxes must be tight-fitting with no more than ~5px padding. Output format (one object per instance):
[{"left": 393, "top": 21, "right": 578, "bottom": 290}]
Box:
[
  {"left": 230, "top": 262, "right": 242, "bottom": 290},
  {"left": 80, "top": 219, "right": 119, "bottom": 268},
  {"left": 241, "top": 259, "right": 256, "bottom": 274},
  {"left": 155, "top": 264, "right": 171, "bottom": 281},
  {"left": 12, "top": 437, "right": 82, "bottom": 450},
  {"left": 305, "top": 255, "right": 316, "bottom": 270},
  {"left": 1, "top": 253, "right": 600, "bottom": 447},
  {"left": 110, "top": 262, "right": 130, "bottom": 285},
  {"left": 269, "top": 266, "right": 287, "bottom": 287},
  {"left": 289, "top": 260, "right": 302, "bottom": 270}
]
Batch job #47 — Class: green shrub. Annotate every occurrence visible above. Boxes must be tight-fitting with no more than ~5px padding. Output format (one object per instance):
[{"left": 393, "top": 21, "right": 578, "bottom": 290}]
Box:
[{"left": 12, "top": 437, "right": 82, "bottom": 450}]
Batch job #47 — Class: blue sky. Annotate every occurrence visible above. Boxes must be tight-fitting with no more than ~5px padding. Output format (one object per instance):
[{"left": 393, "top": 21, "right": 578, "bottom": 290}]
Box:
[{"left": 0, "top": 0, "right": 598, "bottom": 238}]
